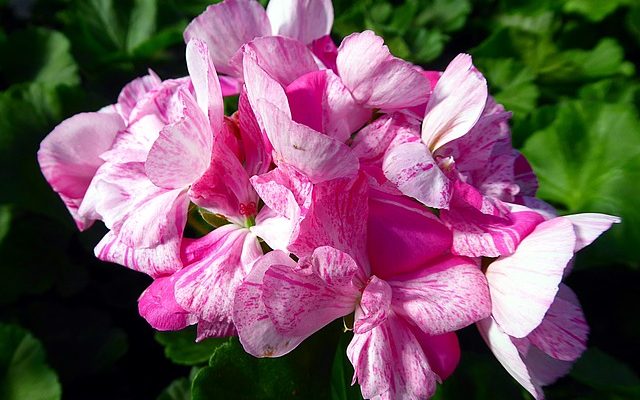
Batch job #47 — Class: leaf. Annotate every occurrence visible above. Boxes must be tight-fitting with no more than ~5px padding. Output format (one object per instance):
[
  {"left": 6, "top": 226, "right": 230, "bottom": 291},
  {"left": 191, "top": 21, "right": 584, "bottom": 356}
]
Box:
[
  {"left": 563, "top": 0, "right": 631, "bottom": 22},
  {"left": 157, "top": 377, "right": 191, "bottom": 400},
  {"left": 0, "top": 205, "right": 10, "bottom": 245},
  {"left": 0, "top": 28, "right": 79, "bottom": 86},
  {"left": 570, "top": 348, "right": 640, "bottom": 395},
  {"left": 330, "top": 333, "right": 362, "bottom": 400},
  {"left": 476, "top": 58, "right": 539, "bottom": 117},
  {"left": 127, "top": 0, "right": 158, "bottom": 52},
  {"left": 626, "top": 5, "right": 640, "bottom": 46},
  {"left": 521, "top": 100, "right": 640, "bottom": 266},
  {"left": 0, "top": 323, "right": 61, "bottom": 400},
  {"left": 191, "top": 338, "right": 300, "bottom": 400},
  {"left": 155, "top": 326, "right": 227, "bottom": 366}
]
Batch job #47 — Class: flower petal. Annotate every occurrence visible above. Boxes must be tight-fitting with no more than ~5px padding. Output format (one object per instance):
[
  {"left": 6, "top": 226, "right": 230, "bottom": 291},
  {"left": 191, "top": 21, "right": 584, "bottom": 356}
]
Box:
[
  {"left": 564, "top": 213, "right": 620, "bottom": 252},
  {"left": 354, "top": 276, "right": 392, "bottom": 334},
  {"left": 336, "top": 30, "right": 430, "bottom": 109},
  {"left": 37, "top": 112, "right": 123, "bottom": 230},
  {"left": 389, "top": 256, "right": 491, "bottom": 335},
  {"left": 184, "top": 0, "right": 271, "bottom": 76},
  {"left": 244, "top": 36, "right": 319, "bottom": 86},
  {"left": 186, "top": 39, "right": 224, "bottom": 131},
  {"left": 421, "top": 54, "right": 488, "bottom": 152},
  {"left": 266, "top": 0, "right": 333, "bottom": 44},
  {"left": 487, "top": 217, "right": 576, "bottom": 338},
  {"left": 138, "top": 275, "right": 196, "bottom": 331},
  {"left": 383, "top": 141, "right": 451, "bottom": 208}
]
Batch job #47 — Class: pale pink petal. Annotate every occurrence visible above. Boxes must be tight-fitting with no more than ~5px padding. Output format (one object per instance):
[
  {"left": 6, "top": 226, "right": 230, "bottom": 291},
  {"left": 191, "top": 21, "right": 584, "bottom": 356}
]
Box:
[
  {"left": 389, "top": 256, "right": 491, "bottom": 335},
  {"left": 336, "top": 30, "right": 429, "bottom": 109},
  {"left": 138, "top": 275, "right": 196, "bottom": 331},
  {"left": 528, "top": 284, "right": 588, "bottom": 361},
  {"left": 336, "top": 31, "right": 429, "bottom": 109},
  {"left": 184, "top": 0, "right": 271, "bottom": 76},
  {"left": 37, "top": 112, "right": 124, "bottom": 230},
  {"left": 256, "top": 100, "right": 359, "bottom": 183},
  {"left": 347, "top": 315, "right": 437, "bottom": 400},
  {"left": 117, "top": 71, "right": 162, "bottom": 122},
  {"left": 477, "top": 317, "right": 543, "bottom": 399},
  {"left": 95, "top": 229, "right": 183, "bottom": 277},
  {"left": 410, "top": 330, "right": 460, "bottom": 380},
  {"left": 382, "top": 141, "right": 451, "bottom": 209},
  {"left": 266, "top": 0, "right": 333, "bottom": 44},
  {"left": 233, "top": 250, "right": 308, "bottom": 357},
  {"left": 367, "top": 191, "right": 452, "bottom": 279},
  {"left": 288, "top": 173, "right": 369, "bottom": 268},
  {"left": 242, "top": 48, "right": 290, "bottom": 121},
  {"left": 564, "top": 213, "right": 620, "bottom": 252},
  {"left": 186, "top": 39, "right": 224, "bottom": 131},
  {"left": 175, "top": 225, "right": 262, "bottom": 329},
  {"left": 354, "top": 276, "right": 392, "bottom": 334},
  {"left": 244, "top": 36, "right": 319, "bottom": 86},
  {"left": 421, "top": 54, "right": 488, "bottom": 152},
  {"left": 486, "top": 217, "right": 576, "bottom": 338},
  {"left": 524, "top": 346, "right": 573, "bottom": 387},
  {"left": 145, "top": 91, "right": 212, "bottom": 190},
  {"left": 251, "top": 207, "right": 294, "bottom": 252},
  {"left": 263, "top": 246, "right": 361, "bottom": 339},
  {"left": 351, "top": 113, "right": 420, "bottom": 163}
]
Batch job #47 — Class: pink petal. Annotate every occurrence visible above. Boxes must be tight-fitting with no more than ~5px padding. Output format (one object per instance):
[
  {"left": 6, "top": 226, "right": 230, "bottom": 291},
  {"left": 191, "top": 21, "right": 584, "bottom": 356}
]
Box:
[
  {"left": 336, "top": 30, "right": 430, "bottom": 109},
  {"left": 347, "top": 315, "right": 437, "bottom": 400},
  {"left": 354, "top": 276, "right": 392, "bottom": 334},
  {"left": 266, "top": 0, "right": 333, "bottom": 44},
  {"left": 524, "top": 346, "right": 573, "bottom": 387},
  {"left": 382, "top": 141, "right": 451, "bottom": 209},
  {"left": 37, "top": 112, "right": 123, "bottom": 230},
  {"left": 389, "top": 256, "right": 491, "bottom": 335},
  {"left": 263, "top": 246, "right": 361, "bottom": 338},
  {"left": 310, "top": 35, "right": 338, "bottom": 72},
  {"left": 196, "top": 320, "right": 236, "bottom": 341},
  {"left": 513, "top": 151, "right": 539, "bottom": 197},
  {"left": 233, "top": 250, "right": 307, "bottom": 357},
  {"left": 138, "top": 275, "right": 196, "bottom": 331},
  {"left": 117, "top": 71, "right": 162, "bottom": 122},
  {"left": 244, "top": 36, "right": 319, "bottom": 86},
  {"left": 184, "top": 0, "right": 271, "bottom": 76},
  {"left": 367, "top": 191, "right": 453, "bottom": 279},
  {"left": 410, "top": 330, "right": 460, "bottom": 381},
  {"left": 189, "top": 120, "right": 258, "bottom": 225},
  {"left": 256, "top": 100, "right": 359, "bottom": 183},
  {"left": 477, "top": 317, "right": 542, "bottom": 399},
  {"left": 421, "top": 54, "right": 488, "bottom": 152},
  {"left": 285, "top": 69, "right": 369, "bottom": 141},
  {"left": 486, "top": 217, "right": 576, "bottom": 338},
  {"left": 186, "top": 39, "right": 224, "bottom": 132},
  {"left": 528, "top": 284, "right": 588, "bottom": 362},
  {"left": 564, "top": 213, "right": 620, "bottom": 252},
  {"left": 175, "top": 225, "right": 262, "bottom": 328},
  {"left": 351, "top": 113, "right": 420, "bottom": 163},
  {"left": 242, "top": 48, "right": 290, "bottom": 121},
  {"left": 237, "top": 88, "right": 272, "bottom": 176},
  {"left": 219, "top": 75, "right": 241, "bottom": 96}
]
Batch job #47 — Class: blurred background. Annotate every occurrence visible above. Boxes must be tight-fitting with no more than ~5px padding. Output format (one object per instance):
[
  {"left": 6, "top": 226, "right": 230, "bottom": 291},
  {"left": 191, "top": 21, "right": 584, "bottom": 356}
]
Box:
[{"left": 0, "top": 0, "right": 638, "bottom": 399}]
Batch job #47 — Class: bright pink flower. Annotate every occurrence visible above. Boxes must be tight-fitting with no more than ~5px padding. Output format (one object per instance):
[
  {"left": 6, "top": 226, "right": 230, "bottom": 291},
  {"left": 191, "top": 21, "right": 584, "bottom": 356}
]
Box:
[{"left": 478, "top": 213, "right": 619, "bottom": 398}]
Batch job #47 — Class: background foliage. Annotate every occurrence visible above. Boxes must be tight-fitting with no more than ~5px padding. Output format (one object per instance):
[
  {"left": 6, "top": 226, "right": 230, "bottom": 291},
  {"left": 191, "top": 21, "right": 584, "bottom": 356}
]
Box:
[{"left": 1, "top": 0, "right": 639, "bottom": 399}]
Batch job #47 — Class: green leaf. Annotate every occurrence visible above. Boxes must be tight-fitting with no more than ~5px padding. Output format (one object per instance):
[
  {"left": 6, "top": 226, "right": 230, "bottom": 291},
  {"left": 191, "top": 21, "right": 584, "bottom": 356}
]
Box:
[
  {"left": 0, "top": 323, "right": 61, "bottom": 400},
  {"left": 330, "top": 333, "right": 362, "bottom": 400},
  {"left": 476, "top": 58, "right": 539, "bottom": 117},
  {"left": 415, "top": 0, "right": 472, "bottom": 32},
  {"left": 155, "top": 326, "right": 227, "bottom": 366},
  {"left": 563, "top": 0, "right": 631, "bottom": 22},
  {"left": 157, "top": 377, "right": 191, "bottom": 400},
  {"left": 521, "top": 100, "right": 640, "bottom": 266},
  {"left": 0, "top": 205, "right": 10, "bottom": 245},
  {"left": 127, "top": 0, "right": 158, "bottom": 52},
  {"left": 0, "top": 28, "right": 79, "bottom": 86},
  {"left": 626, "top": 5, "right": 640, "bottom": 46},
  {"left": 192, "top": 338, "right": 300, "bottom": 400},
  {"left": 570, "top": 348, "right": 640, "bottom": 395}
]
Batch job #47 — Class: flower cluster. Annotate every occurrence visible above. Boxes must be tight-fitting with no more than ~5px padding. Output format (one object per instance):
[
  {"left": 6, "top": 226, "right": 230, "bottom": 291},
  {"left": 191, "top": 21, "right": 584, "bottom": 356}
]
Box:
[{"left": 38, "top": 0, "right": 620, "bottom": 399}]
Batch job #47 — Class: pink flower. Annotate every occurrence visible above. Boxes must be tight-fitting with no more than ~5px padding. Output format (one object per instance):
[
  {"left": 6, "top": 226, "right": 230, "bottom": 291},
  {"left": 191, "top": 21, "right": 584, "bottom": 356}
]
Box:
[
  {"left": 478, "top": 213, "right": 620, "bottom": 398},
  {"left": 184, "top": 0, "right": 334, "bottom": 95},
  {"left": 233, "top": 171, "right": 491, "bottom": 399}
]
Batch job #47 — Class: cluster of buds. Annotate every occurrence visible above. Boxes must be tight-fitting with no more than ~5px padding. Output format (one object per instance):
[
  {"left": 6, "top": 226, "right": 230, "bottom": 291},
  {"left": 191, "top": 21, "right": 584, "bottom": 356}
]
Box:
[{"left": 38, "top": 0, "right": 619, "bottom": 399}]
